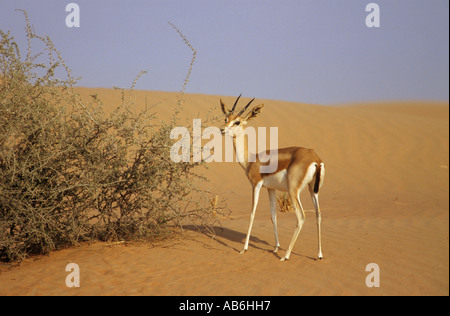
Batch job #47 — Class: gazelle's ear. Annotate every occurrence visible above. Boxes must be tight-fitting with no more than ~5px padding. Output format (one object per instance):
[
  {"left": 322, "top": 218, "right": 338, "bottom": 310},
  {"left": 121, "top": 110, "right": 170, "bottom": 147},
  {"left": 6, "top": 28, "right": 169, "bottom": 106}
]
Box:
[
  {"left": 220, "top": 99, "right": 230, "bottom": 115},
  {"left": 244, "top": 104, "right": 264, "bottom": 121}
]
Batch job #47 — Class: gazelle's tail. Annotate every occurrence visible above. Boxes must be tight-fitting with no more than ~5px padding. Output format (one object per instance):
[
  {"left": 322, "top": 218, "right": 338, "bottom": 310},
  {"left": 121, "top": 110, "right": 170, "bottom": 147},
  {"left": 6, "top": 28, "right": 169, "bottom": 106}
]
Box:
[{"left": 313, "top": 163, "right": 323, "bottom": 194}]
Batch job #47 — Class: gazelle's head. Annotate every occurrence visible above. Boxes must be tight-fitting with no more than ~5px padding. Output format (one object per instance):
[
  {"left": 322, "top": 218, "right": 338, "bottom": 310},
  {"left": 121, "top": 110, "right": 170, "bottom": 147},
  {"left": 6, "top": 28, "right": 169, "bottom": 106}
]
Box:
[{"left": 219, "top": 94, "right": 264, "bottom": 136}]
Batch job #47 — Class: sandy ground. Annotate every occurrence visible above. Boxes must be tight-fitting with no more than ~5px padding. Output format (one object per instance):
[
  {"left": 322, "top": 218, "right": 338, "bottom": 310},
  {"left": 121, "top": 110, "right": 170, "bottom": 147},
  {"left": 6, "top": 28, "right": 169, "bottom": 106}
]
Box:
[{"left": 0, "top": 89, "right": 448, "bottom": 296}]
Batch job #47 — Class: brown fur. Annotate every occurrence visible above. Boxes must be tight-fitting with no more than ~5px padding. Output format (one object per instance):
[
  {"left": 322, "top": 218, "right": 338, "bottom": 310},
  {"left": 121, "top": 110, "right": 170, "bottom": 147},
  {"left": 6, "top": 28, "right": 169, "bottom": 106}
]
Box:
[{"left": 246, "top": 147, "right": 322, "bottom": 190}]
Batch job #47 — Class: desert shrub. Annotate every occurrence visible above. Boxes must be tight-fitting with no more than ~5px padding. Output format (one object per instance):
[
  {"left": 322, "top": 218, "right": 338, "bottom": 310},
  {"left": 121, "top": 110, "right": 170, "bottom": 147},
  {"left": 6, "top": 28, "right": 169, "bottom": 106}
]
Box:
[
  {"left": 0, "top": 12, "right": 225, "bottom": 262},
  {"left": 277, "top": 193, "right": 294, "bottom": 213}
]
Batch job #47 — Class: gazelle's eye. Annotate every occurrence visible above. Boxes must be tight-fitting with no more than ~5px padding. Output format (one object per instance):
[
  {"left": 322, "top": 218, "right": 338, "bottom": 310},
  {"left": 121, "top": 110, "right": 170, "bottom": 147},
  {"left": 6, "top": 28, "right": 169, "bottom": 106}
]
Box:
[{"left": 234, "top": 121, "right": 241, "bottom": 126}]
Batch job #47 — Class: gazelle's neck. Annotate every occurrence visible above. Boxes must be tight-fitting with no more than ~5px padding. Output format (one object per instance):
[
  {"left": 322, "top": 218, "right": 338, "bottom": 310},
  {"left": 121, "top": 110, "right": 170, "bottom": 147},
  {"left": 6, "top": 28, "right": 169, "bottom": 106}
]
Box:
[{"left": 233, "top": 131, "right": 248, "bottom": 171}]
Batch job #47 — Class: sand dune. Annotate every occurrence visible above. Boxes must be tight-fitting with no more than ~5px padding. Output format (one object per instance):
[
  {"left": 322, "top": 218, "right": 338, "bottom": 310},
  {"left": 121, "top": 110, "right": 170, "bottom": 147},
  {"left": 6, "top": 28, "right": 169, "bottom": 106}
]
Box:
[{"left": 0, "top": 89, "right": 448, "bottom": 296}]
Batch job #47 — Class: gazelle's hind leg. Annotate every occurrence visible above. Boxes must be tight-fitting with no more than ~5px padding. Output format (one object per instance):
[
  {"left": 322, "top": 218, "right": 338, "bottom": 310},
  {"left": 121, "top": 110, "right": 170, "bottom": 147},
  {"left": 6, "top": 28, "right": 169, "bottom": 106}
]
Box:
[
  {"left": 309, "top": 185, "right": 323, "bottom": 260},
  {"left": 280, "top": 189, "right": 305, "bottom": 261},
  {"left": 268, "top": 189, "right": 280, "bottom": 253}
]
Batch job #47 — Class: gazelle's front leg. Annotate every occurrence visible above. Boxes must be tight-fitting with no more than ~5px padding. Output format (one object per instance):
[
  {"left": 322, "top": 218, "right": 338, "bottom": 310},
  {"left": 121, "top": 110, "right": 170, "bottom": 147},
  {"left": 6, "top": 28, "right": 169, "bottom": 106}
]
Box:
[
  {"left": 268, "top": 189, "right": 280, "bottom": 253},
  {"left": 240, "top": 182, "right": 262, "bottom": 254}
]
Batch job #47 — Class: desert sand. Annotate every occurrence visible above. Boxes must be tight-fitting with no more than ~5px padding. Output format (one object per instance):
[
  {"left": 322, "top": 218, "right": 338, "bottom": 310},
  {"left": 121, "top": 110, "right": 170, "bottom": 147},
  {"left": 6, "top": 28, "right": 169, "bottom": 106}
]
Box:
[{"left": 0, "top": 89, "right": 448, "bottom": 296}]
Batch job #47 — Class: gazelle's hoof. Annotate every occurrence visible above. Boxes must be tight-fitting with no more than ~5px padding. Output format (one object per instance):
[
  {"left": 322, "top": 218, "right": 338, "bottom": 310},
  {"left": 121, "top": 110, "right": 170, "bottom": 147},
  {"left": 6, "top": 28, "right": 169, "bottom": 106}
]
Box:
[
  {"left": 280, "top": 256, "right": 289, "bottom": 262},
  {"left": 273, "top": 247, "right": 279, "bottom": 253},
  {"left": 239, "top": 249, "right": 246, "bottom": 254}
]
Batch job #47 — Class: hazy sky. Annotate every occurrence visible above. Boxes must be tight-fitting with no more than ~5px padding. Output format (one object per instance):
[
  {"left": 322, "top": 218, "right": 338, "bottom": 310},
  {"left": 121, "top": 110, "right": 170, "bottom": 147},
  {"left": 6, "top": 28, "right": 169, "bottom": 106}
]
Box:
[{"left": 1, "top": 0, "right": 449, "bottom": 104}]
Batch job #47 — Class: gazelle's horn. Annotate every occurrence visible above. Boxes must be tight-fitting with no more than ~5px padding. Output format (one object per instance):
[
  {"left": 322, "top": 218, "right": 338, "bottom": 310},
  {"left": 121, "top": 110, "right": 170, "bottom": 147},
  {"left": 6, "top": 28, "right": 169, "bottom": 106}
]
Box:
[
  {"left": 231, "top": 94, "right": 242, "bottom": 113},
  {"left": 237, "top": 97, "right": 255, "bottom": 117}
]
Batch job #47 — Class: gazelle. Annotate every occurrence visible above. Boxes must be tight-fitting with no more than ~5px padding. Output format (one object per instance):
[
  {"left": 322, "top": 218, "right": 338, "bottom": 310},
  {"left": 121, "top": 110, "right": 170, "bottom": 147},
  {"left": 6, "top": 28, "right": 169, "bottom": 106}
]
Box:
[{"left": 219, "top": 95, "right": 325, "bottom": 261}]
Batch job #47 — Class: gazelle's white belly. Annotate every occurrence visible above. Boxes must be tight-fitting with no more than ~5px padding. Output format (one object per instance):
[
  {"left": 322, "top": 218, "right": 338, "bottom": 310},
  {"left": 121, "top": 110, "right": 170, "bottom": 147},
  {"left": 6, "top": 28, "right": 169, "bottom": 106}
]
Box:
[
  {"left": 261, "top": 162, "right": 319, "bottom": 193},
  {"left": 262, "top": 169, "right": 288, "bottom": 191}
]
